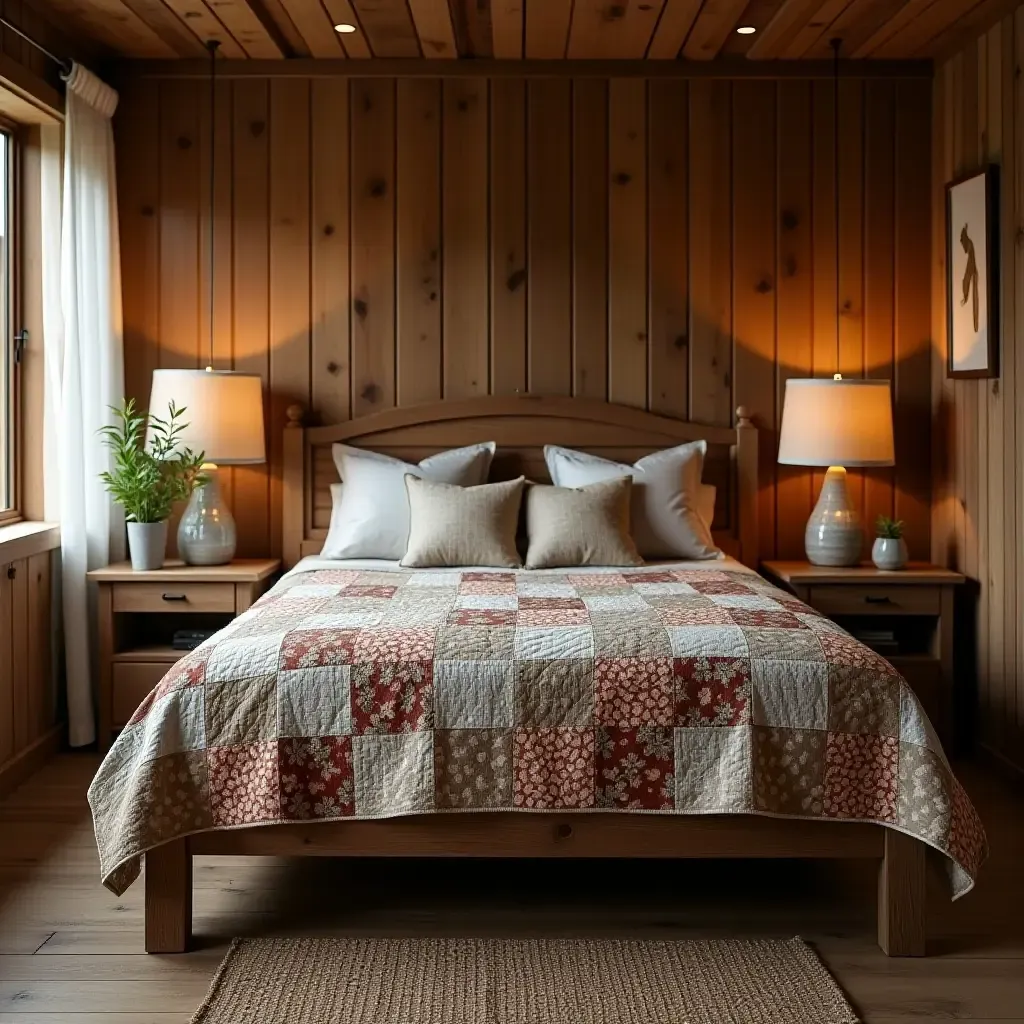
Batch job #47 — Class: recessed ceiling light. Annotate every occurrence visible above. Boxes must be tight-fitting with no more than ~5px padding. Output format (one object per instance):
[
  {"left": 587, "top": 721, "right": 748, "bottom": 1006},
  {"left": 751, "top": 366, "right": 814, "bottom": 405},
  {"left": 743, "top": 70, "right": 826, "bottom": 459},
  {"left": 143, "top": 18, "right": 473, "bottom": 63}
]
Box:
[
  {"left": 334, "top": 23, "right": 357, "bottom": 33},
  {"left": 736, "top": 25, "right": 756, "bottom": 35}
]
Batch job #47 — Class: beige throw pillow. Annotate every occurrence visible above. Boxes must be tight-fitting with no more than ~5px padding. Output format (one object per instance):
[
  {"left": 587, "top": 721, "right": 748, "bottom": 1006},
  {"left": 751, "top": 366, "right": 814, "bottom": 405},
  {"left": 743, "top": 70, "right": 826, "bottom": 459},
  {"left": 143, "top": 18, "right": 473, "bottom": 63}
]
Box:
[
  {"left": 524, "top": 477, "right": 643, "bottom": 570},
  {"left": 401, "top": 475, "right": 525, "bottom": 568}
]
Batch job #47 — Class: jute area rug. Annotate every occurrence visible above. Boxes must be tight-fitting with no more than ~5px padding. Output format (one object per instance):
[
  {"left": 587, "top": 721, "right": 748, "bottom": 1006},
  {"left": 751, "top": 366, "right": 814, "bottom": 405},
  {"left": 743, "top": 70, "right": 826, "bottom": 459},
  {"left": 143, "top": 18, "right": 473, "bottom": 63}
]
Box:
[{"left": 192, "top": 936, "right": 858, "bottom": 1024}]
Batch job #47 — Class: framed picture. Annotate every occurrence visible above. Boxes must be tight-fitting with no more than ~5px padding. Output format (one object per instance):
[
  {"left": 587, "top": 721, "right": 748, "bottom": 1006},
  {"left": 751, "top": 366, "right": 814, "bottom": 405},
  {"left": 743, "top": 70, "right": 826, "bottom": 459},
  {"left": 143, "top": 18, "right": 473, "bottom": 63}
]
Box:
[{"left": 946, "top": 166, "right": 999, "bottom": 378}]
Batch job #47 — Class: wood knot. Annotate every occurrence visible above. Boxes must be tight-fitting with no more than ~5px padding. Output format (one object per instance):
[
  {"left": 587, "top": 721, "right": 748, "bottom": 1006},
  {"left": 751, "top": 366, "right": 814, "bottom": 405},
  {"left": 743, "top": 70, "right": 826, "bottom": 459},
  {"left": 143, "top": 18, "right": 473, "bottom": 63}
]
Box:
[
  {"left": 755, "top": 277, "right": 773, "bottom": 294},
  {"left": 992, "top": 379, "right": 999, "bottom": 396},
  {"left": 613, "top": 171, "right": 631, "bottom": 186},
  {"left": 250, "top": 120, "right": 265, "bottom": 137},
  {"left": 457, "top": 98, "right": 469, "bottom": 112},
  {"left": 781, "top": 209, "right": 798, "bottom": 231},
  {"left": 323, "top": 224, "right": 335, "bottom": 236},
  {"left": 362, "top": 93, "right": 373, "bottom": 114},
  {"left": 360, "top": 382, "right": 381, "bottom": 404},
  {"left": 842, "top": 299, "right": 852, "bottom": 312},
  {"left": 141, "top": 204, "right": 155, "bottom": 217},
  {"left": 177, "top": 135, "right": 192, "bottom": 150},
  {"left": 673, "top": 334, "right": 688, "bottom": 350},
  {"left": 506, "top": 268, "right": 526, "bottom": 293},
  {"left": 354, "top": 297, "right": 368, "bottom": 319},
  {"left": 635, "top": 331, "right": 647, "bottom": 342},
  {"left": 783, "top": 255, "right": 797, "bottom": 278},
  {"left": 606, "top": 4, "right": 625, "bottom": 19},
  {"left": 369, "top": 177, "right": 387, "bottom": 198},
  {"left": 429, "top": 291, "right": 438, "bottom": 301},
  {"left": 327, "top": 361, "right": 339, "bottom": 375}
]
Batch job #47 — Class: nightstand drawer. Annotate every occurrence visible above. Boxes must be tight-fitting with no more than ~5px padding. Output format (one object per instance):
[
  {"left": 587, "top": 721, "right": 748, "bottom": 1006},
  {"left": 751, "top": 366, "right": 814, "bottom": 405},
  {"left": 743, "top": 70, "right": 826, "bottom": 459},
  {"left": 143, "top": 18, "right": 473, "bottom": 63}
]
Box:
[
  {"left": 808, "top": 585, "right": 940, "bottom": 617},
  {"left": 111, "top": 582, "right": 236, "bottom": 614},
  {"left": 112, "top": 662, "right": 176, "bottom": 725}
]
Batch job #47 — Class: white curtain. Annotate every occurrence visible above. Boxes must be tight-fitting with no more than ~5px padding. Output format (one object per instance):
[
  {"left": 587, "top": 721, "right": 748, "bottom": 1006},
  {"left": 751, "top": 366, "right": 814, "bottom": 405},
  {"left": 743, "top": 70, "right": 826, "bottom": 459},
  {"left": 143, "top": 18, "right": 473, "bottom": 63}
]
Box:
[{"left": 42, "top": 64, "right": 125, "bottom": 747}]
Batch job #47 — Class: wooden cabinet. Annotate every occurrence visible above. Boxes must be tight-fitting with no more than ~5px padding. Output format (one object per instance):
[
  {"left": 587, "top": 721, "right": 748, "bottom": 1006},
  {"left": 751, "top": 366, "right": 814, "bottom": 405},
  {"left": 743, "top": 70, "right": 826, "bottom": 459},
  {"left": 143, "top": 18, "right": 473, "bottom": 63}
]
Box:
[
  {"left": 88, "top": 559, "right": 280, "bottom": 751},
  {"left": 0, "top": 549, "right": 58, "bottom": 798}
]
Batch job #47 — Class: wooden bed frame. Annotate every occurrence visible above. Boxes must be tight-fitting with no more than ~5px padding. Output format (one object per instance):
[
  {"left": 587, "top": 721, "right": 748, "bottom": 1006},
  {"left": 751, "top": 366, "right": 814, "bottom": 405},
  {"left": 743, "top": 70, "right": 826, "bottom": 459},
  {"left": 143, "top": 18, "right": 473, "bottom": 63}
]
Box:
[{"left": 144, "top": 396, "right": 926, "bottom": 957}]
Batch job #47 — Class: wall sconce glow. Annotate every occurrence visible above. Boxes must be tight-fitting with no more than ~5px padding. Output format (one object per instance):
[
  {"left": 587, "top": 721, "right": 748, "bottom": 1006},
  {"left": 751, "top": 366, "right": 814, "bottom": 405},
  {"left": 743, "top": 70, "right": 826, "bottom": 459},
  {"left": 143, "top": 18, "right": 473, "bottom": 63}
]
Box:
[
  {"left": 736, "top": 25, "right": 757, "bottom": 34},
  {"left": 334, "top": 23, "right": 357, "bottom": 33}
]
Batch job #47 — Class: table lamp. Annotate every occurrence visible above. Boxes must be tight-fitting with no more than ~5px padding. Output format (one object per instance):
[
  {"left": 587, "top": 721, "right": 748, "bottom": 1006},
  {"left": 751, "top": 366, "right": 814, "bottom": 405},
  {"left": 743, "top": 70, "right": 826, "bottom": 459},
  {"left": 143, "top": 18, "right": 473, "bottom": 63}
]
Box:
[
  {"left": 148, "top": 368, "right": 266, "bottom": 565},
  {"left": 777, "top": 375, "right": 895, "bottom": 566}
]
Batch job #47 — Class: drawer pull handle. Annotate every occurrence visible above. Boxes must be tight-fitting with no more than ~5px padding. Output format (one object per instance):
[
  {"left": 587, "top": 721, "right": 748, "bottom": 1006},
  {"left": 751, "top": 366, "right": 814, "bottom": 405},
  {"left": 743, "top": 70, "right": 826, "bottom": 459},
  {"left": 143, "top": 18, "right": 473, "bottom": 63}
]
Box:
[
  {"left": 863, "top": 595, "right": 892, "bottom": 605},
  {"left": 161, "top": 592, "right": 188, "bottom": 602}
]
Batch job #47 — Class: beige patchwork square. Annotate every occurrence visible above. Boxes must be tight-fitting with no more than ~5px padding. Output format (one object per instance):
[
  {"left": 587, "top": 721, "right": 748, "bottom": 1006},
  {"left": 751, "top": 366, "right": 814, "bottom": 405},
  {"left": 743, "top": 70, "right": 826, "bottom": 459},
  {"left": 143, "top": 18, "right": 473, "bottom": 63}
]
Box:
[
  {"left": 353, "top": 732, "right": 434, "bottom": 815},
  {"left": 674, "top": 726, "right": 752, "bottom": 811},
  {"left": 206, "top": 675, "right": 278, "bottom": 748},
  {"left": 515, "top": 659, "right": 594, "bottom": 727}
]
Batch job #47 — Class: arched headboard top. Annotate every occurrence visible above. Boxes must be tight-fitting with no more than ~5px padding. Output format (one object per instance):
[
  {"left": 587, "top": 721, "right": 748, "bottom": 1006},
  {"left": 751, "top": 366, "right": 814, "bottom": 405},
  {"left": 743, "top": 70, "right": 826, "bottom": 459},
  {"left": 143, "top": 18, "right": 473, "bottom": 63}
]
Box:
[{"left": 282, "top": 395, "right": 758, "bottom": 568}]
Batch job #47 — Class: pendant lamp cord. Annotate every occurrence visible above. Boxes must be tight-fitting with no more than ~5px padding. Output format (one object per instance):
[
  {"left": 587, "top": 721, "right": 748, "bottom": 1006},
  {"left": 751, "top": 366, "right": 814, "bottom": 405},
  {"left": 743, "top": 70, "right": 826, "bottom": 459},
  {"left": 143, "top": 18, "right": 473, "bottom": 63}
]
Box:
[
  {"left": 206, "top": 39, "right": 220, "bottom": 370},
  {"left": 830, "top": 37, "right": 841, "bottom": 376}
]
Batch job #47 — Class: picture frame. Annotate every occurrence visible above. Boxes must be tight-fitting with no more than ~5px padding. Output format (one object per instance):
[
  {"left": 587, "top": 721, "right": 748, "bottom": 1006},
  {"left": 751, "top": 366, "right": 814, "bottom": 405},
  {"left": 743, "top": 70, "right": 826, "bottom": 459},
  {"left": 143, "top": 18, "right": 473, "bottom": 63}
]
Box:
[{"left": 946, "top": 166, "right": 999, "bottom": 379}]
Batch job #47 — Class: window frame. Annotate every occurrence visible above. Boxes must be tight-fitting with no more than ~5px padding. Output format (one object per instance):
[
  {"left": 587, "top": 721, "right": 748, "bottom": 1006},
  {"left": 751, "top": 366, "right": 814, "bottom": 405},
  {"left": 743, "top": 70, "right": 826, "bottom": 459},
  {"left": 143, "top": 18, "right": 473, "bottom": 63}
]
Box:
[{"left": 0, "top": 116, "right": 21, "bottom": 528}]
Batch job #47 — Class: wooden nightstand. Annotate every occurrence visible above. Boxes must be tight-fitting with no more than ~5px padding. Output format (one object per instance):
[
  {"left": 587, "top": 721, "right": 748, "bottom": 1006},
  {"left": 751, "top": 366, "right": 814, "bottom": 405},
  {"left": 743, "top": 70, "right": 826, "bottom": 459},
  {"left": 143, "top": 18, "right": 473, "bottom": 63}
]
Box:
[
  {"left": 761, "top": 561, "right": 965, "bottom": 746},
  {"left": 88, "top": 559, "right": 280, "bottom": 751}
]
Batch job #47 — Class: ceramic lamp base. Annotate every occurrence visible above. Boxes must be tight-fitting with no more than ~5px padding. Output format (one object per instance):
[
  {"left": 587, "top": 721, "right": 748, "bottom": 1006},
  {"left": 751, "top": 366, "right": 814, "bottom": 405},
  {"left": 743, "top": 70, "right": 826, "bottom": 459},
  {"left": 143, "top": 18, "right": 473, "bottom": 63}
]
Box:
[
  {"left": 805, "top": 466, "right": 862, "bottom": 567},
  {"left": 177, "top": 464, "right": 236, "bottom": 566}
]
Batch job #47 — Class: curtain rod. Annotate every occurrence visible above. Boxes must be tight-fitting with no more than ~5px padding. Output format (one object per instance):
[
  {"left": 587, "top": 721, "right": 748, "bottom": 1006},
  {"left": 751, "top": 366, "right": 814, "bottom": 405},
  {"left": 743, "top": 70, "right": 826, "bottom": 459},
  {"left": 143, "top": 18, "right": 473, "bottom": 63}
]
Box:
[{"left": 0, "top": 16, "right": 71, "bottom": 75}]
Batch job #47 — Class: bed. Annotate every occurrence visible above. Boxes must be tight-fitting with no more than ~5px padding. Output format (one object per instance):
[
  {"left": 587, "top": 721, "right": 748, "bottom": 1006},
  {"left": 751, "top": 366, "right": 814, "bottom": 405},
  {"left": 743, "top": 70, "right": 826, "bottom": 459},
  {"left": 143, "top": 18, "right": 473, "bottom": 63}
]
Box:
[{"left": 88, "top": 396, "right": 986, "bottom": 957}]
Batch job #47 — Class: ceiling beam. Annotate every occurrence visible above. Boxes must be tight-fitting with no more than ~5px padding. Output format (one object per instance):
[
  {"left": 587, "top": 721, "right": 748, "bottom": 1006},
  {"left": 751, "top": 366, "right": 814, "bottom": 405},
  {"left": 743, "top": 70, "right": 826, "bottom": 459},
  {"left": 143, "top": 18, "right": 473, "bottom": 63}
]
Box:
[
  {"left": 160, "top": 0, "right": 248, "bottom": 58},
  {"left": 33, "top": 0, "right": 177, "bottom": 58},
  {"left": 205, "top": 0, "right": 287, "bottom": 57}
]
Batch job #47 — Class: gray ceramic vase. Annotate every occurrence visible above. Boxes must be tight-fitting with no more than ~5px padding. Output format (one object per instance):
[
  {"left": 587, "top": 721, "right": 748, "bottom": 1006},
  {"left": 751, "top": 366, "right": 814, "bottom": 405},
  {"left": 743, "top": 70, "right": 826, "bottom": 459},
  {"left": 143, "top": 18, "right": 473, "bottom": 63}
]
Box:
[{"left": 871, "top": 536, "right": 908, "bottom": 571}]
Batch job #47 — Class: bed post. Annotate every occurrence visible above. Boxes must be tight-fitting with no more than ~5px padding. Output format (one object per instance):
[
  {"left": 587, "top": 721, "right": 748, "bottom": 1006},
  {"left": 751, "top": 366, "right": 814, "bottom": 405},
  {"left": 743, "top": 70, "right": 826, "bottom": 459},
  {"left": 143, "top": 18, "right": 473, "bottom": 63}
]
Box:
[
  {"left": 734, "top": 407, "right": 759, "bottom": 568},
  {"left": 145, "top": 838, "right": 192, "bottom": 953},
  {"left": 877, "top": 828, "right": 927, "bottom": 956},
  {"left": 282, "top": 405, "right": 306, "bottom": 570}
]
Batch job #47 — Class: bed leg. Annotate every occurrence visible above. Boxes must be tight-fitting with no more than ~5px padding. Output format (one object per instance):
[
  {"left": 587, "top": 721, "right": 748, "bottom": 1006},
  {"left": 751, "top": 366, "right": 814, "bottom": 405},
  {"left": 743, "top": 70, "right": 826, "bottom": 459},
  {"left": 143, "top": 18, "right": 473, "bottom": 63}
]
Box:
[
  {"left": 145, "top": 838, "right": 192, "bottom": 953},
  {"left": 877, "top": 828, "right": 926, "bottom": 956}
]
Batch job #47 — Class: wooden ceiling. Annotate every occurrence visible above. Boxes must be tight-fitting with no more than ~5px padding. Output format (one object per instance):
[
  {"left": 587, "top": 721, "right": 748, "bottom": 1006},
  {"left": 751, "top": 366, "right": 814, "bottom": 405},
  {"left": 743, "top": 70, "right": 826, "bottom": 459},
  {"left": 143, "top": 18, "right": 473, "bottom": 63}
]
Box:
[{"left": 31, "top": 0, "right": 1012, "bottom": 61}]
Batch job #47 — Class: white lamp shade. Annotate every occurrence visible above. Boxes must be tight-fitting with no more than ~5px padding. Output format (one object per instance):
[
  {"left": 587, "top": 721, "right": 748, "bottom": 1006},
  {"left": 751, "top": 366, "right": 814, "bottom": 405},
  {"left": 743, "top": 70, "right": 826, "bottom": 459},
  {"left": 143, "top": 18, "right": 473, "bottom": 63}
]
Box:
[
  {"left": 147, "top": 369, "right": 266, "bottom": 465},
  {"left": 777, "top": 377, "right": 895, "bottom": 468}
]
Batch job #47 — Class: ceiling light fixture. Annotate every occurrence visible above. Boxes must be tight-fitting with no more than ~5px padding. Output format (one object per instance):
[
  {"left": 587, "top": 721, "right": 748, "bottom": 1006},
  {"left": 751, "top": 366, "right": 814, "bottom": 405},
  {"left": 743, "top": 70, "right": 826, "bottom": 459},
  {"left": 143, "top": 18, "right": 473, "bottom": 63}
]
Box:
[
  {"left": 334, "top": 23, "right": 356, "bottom": 33},
  {"left": 736, "top": 25, "right": 756, "bottom": 35}
]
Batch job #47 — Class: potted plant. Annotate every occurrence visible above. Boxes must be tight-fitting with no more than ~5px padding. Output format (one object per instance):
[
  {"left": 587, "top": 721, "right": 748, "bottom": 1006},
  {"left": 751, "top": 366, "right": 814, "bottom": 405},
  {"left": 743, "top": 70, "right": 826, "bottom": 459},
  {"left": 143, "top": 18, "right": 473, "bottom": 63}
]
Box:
[
  {"left": 872, "top": 515, "right": 908, "bottom": 571},
  {"left": 98, "top": 399, "right": 206, "bottom": 571}
]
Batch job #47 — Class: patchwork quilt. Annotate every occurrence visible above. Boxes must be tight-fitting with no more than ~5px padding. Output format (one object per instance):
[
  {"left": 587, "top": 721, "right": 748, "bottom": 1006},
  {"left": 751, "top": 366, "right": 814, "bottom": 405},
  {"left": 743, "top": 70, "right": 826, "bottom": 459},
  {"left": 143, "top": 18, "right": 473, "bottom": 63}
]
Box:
[{"left": 89, "top": 565, "right": 986, "bottom": 897}]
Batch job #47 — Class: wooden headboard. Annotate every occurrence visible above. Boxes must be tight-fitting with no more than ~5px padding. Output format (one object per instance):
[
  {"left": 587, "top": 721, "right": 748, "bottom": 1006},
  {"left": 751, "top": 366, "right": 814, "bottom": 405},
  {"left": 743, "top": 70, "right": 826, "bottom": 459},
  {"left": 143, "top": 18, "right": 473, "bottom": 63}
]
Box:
[{"left": 282, "top": 395, "right": 758, "bottom": 570}]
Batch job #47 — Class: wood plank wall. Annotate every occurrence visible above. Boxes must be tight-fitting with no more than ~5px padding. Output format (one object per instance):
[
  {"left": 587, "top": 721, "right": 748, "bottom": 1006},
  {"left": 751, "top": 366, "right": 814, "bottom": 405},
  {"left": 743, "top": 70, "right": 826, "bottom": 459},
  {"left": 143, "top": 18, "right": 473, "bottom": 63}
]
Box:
[
  {"left": 933, "top": 11, "right": 1024, "bottom": 775},
  {"left": 117, "top": 72, "right": 932, "bottom": 566}
]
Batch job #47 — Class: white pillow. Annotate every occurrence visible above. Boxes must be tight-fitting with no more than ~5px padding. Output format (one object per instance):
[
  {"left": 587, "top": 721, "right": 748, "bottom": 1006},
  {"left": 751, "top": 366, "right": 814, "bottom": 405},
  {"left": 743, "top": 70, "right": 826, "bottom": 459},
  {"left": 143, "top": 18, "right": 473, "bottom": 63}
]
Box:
[
  {"left": 697, "top": 483, "right": 716, "bottom": 532},
  {"left": 543, "top": 442, "right": 719, "bottom": 560},
  {"left": 322, "top": 442, "right": 495, "bottom": 559}
]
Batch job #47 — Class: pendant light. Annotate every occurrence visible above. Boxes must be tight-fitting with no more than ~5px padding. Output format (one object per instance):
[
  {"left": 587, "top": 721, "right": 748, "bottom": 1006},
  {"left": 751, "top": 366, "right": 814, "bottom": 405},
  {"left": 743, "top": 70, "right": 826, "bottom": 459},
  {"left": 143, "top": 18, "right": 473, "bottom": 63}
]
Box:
[
  {"left": 776, "top": 38, "right": 895, "bottom": 567},
  {"left": 148, "top": 39, "right": 267, "bottom": 566}
]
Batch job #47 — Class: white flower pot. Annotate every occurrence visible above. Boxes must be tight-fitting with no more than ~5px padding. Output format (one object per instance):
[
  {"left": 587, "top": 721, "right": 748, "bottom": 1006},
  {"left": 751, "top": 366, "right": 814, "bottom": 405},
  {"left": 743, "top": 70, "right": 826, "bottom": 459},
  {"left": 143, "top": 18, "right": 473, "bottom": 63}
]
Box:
[
  {"left": 127, "top": 521, "right": 168, "bottom": 571},
  {"left": 871, "top": 536, "right": 908, "bottom": 571}
]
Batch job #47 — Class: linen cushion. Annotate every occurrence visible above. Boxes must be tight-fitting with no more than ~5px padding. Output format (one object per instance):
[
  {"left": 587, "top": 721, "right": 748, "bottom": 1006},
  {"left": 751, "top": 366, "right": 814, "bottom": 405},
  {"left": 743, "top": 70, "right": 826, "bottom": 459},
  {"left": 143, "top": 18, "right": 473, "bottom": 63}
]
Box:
[
  {"left": 322, "top": 442, "right": 495, "bottom": 560},
  {"left": 401, "top": 476, "right": 525, "bottom": 569},
  {"left": 524, "top": 478, "right": 643, "bottom": 569},
  {"left": 543, "top": 442, "right": 719, "bottom": 560}
]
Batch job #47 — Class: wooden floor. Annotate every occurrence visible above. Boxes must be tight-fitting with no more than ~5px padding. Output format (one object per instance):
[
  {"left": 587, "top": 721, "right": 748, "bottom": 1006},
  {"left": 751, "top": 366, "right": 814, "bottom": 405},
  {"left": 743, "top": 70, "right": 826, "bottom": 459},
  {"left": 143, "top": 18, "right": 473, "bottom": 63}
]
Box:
[{"left": 0, "top": 755, "right": 1021, "bottom": 1022}]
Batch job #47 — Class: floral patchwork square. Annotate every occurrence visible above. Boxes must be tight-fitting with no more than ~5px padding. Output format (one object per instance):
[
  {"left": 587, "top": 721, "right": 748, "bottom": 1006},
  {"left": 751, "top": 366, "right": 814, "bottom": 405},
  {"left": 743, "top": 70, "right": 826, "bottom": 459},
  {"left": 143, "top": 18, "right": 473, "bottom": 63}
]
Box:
[
  {"left": 517, "top": 608, "right": 590, "bottom": 627},
  {"left": 515, "top": 659, "right": 594, "bottom": 727},
  {"left": 278, "top": 665, "right": 351, "bottom": 738},
  {"left": 205, "top": 674, "right": 277, "bottom": 748},
  {"left": 278, "top": 736, "right": 354, "bottom": 819},
  {"left": 353, "top": 627, "right": 435, "bottom": 664},
  {"left": 595, "top": 657, "right": 674, "bottom": 727},
  {"left": 626, "top": 571, "right": 677, "bottom": 584},
  {"left": 674, "top": 656, "right": 751, "bottom": 727},
  {"left": 208, "top": 742, "right": 280, "bottom": 827},
  {"left": 351, "top": 661, "right": 433, "bottom": 734},
  {"left": 279, "top": 629, "right": 360, "bottom": 670},
  {"left": 727, "top": 608, "right": 806, "bottom": 629},
  {"left": 596, "top": 726, "right": 674, "bottom": 809},
  {"left": 897, "top": 741, "right": 952, "bottom": 845},
  {"left": 135, "top": 750, "right": 212, "bottom": 844},
  {"left": 567, "top": 573, "right": 627, "bottom": 588},
  {"left": 435, "top": 729, "right": 513, "bottom": 809},
  {"left": 449, "top": 609, "right": 518, "bottom": 627},
  {"left": 751, "top": 726, "right": 826, "bottom": 815},
  {"left": 353, "top": 732, "right": 434, "bottom": 815},
  {"left": 656, "top": 604, "right": 733, "bottom": 627},
  {"left": 822, "top": 731, "right": 898, "bottom": 822},
  {"left": 129, "top": 653, "right": 208, "bottom": 725},
  {"left": 341, "top": 585, "right": 398, "bottom": 599},
  {"left": 459, "top": 573, "right": 517, "bottom": 596},
  {"left": 689, "top": 578, "right": 754, "bottom": 597},
  {"left": 434, "top": 660, "right": 514, "bottom": 728},
  {"left": 513, "top": 727, "right": 595, "bottom": 809},
  {"left": 817, "top": 631, "right": 898, "bottom": 674},
  {"left": 827, "top": 664, "right": 900, "bottom": 737}
]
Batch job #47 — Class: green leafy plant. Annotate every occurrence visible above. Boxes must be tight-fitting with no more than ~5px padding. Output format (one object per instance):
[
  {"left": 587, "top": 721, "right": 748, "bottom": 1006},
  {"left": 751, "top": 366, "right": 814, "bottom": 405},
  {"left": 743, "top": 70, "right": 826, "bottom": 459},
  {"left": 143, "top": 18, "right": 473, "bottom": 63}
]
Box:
[
  {"left": 875, "top": 515, "right": 905, "bottom": 540},
  {"left": 98, "top": 398, "right": 206, "bottom": 524}
]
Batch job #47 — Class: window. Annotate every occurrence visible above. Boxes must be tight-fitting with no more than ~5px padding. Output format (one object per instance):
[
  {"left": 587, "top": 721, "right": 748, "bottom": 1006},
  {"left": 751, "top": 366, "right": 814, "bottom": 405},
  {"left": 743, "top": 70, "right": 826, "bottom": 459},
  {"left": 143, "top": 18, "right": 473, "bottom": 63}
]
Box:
[{"left": 0, "top": 127, "right": 15, "bottom": 521}]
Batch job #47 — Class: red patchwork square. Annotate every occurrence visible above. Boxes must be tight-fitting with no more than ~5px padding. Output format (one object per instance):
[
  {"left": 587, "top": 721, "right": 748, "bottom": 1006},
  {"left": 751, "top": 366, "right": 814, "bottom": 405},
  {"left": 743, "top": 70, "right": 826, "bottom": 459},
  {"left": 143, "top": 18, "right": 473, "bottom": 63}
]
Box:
[
  {"left": 728, "top": 608, "right": 805, "bottom": 629},
  {"left": 352, "top": 661, "right": 433, "bottom": 733},
  {"left": 595, "top": 657, "right": 675, "bottom": 727},
  {"left": 656, "top": 605, "right": 733, "bottom": 626},
  {"left": 568, "top": 573, "right": 626, "bottom": 588},
  {"left": 209, "top": 742, "right": 280, "bottom": 826},
  {"left": 449, "top": 609, "right": 517, "bottom": 626},
  {"left": 818, "top": 631, "right": 896, "bottom": 673},
  {"left": 513, "top": 728, "right": 595, "bottom": 809},
  {"left": 341, "top": 585, "right": 398, "bottom": 598},
  {"left": 776, "top": 597, "right": 819, "bottom": 616},
  {"left": 627, "top": 571, "right": 677, "bottom": 584},
  {"left": 279, "top": 629, "right": 359, "bottom": 670},
  {"left": 596, "top": 726, "right": 674, "bottom": 809},
  {"left": 462, "top": 572, "right": 516, "bottom": 583},
  {"left": 130, "top": 653, "right": 208, "bottom": 725},
  {"left": 518, "top": 609, "right": 590, "bottom": 626},
  {"left": 822, "top": 731, "right": 898, "bottom": 822},
  {"left": 519, "top": 597, "right": 587, "bottom": 610},
  {"left": 353, "top": 627, "right": 435, "bottom": 663},
  {"left": 458, "top": 581, "right": 517, "bottom": 596},
  {"left": 279, "top": 737, "right": 355, "bottom": 819},
  {"left": 674, "top": 657, "right": 751, "bottom": 727},
  {"left": 689, "top": 579, "right": 754, "bottom": 596}
]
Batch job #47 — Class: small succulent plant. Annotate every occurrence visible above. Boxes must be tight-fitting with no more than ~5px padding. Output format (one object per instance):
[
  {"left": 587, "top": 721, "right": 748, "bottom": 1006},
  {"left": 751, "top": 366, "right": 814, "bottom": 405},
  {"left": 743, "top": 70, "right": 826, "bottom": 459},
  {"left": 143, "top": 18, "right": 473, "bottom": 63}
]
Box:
[{"left": 875, "top": 515, "right": 905, "bottom": 540}]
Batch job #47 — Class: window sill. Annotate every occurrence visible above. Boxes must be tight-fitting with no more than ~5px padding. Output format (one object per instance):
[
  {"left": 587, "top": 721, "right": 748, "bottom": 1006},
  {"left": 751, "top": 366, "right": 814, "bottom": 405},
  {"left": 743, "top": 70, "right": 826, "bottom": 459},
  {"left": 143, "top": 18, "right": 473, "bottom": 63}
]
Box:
[{"left": 0, "top": 521, "right": 60, "bottom": 562}]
